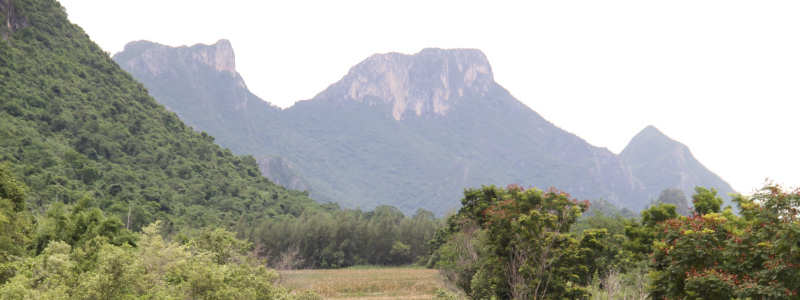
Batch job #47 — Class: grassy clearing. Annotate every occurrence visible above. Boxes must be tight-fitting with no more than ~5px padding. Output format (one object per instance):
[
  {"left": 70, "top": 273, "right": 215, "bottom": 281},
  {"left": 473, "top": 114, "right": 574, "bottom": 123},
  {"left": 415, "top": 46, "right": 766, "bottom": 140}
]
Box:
[{"left": 279, "top": 266, "right": 461, "bottom": 299}]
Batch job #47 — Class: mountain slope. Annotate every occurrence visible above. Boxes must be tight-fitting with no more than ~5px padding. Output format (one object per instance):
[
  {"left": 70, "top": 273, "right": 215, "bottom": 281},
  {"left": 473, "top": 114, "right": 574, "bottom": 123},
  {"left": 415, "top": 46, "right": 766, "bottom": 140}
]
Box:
[
  {"left": 275, "top": 48, "right": 647, "bottom": 212},
  {"left": 621, "top": 125, "right": 735, "bottom": 205},
  {"left": 0, "top": 0, "right": 316, "bottom": 231},
  {"left": 112, "top": 40, "right": 282, "bottom": 155},
  {"left": 116, "top": 43, "right": 656, "bottom": 213},
  {"left": 112, "top": 40, "right": 313, "bottom": 192},
  {"left": 114, "top": 41, "right": 737, "bottom": 214}
]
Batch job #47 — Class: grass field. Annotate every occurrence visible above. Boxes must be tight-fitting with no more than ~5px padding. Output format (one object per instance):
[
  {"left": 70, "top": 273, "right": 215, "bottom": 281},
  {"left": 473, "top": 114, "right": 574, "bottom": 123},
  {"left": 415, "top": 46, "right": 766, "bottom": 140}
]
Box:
[{"left": 279, "top": 266, "right": 462, "bottom": 299}]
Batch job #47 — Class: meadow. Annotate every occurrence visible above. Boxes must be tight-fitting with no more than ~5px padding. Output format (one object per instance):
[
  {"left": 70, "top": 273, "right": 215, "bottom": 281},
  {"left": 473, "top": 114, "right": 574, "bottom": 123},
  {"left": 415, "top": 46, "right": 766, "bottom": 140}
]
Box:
[{"left": 279, "top": 266, "right": 461, "bottom": 299}]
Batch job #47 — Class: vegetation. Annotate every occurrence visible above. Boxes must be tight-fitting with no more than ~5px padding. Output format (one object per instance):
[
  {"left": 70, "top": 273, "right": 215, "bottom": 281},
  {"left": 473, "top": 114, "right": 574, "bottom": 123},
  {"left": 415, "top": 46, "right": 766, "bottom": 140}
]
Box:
[
  {"left": 0, "top": 0, "right": 318, "bottom": 234},
  {"left": 431, "top": 183, "right": 800, "bottom": 299},
  {"left": 650, "top": 185, "right": 800, "bottom": 299},
  {"left": 115, "top": 37, "right": 736, "bottom": 217},
  {"left": 0, "top": 1, "right": 445, "bottom": 298},
  {"left": 432, "top": 185, "right": 598, "bottom": 299},
  {"left": 652, "top": 187, "right": 691, "bottom": 216},
  {"left": 2, "top": 1, "right": 798, "bottom": 299},
  {"left": 0, "top": 163, "right": 307, "bottom": 299},
  {"left": 256, "top": 205, "right": 441, "bottom": 269},
  {"left": 279, "top": 267, "right": 461, "bottom": 299}
]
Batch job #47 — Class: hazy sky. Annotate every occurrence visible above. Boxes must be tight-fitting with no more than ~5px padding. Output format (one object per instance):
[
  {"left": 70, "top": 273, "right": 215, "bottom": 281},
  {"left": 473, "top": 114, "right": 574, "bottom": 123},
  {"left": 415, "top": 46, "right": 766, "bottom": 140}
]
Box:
[{"left": 59, "top": 0, "right": 800, "bottom": 195}]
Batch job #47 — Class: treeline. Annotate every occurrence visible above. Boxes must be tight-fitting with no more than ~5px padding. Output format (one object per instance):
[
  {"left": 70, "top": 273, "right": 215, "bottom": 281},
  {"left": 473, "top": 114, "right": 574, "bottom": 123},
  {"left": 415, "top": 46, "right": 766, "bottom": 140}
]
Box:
[
  {"left": 0, "top": 164, "right": 322, "bottom": 299},
  {"left": 254, "top": 205, "right": 441, "bottom": 269},
  {"left": 431, "top": 184, "right": 800, "bottom": 299}
]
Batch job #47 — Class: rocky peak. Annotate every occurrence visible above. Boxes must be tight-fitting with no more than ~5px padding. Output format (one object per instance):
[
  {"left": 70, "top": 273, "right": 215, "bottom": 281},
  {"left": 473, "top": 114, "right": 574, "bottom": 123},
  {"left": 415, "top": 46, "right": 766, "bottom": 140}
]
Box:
[
  {"left": 190, "top": 39, "right": 236, "bottom": 74},
  {"left": 116, "top": 39, "right": 237, "bottom": 77},
  {"left": 316, "top": 48, "right": 494, "bottom": 120}
]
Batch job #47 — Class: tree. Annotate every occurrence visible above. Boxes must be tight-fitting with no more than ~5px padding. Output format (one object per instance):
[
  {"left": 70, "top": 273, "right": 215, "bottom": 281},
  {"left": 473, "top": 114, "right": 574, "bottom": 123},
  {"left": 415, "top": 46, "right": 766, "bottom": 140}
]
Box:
[
  {"left": 0, "top": 164, "right": 31, "bottom": 283},
  {"left": 436, "top": 185, "right": 590, "bottom": 299},
  {"left": 649, "top": 185, "right": 800, "bottom": 299},
  {"left": 623, "top": 203, "right": 678, "bottom": 261},
  {"left": 692, "top": 186, "right": 723, "bottom": 215}
]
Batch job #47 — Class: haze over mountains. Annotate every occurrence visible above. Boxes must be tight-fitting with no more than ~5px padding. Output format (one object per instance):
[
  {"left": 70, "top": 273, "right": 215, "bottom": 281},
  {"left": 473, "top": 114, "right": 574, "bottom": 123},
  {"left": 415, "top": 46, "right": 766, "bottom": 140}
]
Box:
[{"left": 113, "top": 39, "right": 735, "bottom": 214}]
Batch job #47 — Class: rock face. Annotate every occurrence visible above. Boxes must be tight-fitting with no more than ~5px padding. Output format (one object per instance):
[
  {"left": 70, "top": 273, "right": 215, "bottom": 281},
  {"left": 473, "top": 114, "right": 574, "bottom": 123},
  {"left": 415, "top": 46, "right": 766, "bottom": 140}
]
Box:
[
  {"left": 316, "top": 49, "right": 493, "bottom": 120},
  {"left": 1, "top": 0, "right": 29, "bottom": 40},
  {"left": 257, "top": 157, "right": 311, "bottom": 192},
  {"left": 116, "top": 44, "right": 736, "bottom": 214},
  {"left": 113, "top": 40, "right": 280, "bottom": 154},
  {"left": 621, "top": 125, "right": 736, "bottom": 206},
  {"left": 117, "top": 39, "right": 236, "bottom": 77},
  {"left": 113, "top": 40, "right": 311, "bottom": 191}
]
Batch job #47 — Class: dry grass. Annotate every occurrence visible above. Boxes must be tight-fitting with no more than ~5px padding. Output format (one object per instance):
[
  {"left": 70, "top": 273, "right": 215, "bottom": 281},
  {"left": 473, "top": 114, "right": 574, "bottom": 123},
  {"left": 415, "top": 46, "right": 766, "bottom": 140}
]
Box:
[{"left": 279, "top": 267, "right": 460, "bottom": 299}]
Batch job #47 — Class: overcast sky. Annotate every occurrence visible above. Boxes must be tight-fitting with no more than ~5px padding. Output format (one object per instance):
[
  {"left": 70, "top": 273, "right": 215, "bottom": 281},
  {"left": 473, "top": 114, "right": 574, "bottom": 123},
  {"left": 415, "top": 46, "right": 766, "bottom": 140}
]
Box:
[{"left": 59, "top": 0, "right": 800, "bottom": 195}]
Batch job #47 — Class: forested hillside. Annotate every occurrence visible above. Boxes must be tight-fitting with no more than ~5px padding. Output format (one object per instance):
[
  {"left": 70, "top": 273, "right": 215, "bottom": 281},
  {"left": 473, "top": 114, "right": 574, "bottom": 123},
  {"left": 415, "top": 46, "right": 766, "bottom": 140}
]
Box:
[{"left": 0, "top": 0, "right": 317, "bottom": 233}]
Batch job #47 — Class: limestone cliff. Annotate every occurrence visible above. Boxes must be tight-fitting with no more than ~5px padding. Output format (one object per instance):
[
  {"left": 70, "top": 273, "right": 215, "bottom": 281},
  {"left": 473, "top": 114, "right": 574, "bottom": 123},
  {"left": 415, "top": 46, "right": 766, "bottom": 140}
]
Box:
[
  {"left": 113, "top": 39, "right": 279, "bottom": 153},
  {"left": 316, "top": 48, "right": 493, "bottom": 120}
]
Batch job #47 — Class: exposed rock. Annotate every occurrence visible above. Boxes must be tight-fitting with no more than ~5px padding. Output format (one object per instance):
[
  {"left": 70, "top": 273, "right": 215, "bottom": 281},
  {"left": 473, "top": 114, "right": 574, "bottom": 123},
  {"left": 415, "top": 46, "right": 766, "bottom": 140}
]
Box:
[
  {"left": 1, "top": 0, "right": 29, "bottom": 40},
  {"left": 113, "top": 40, "right": 281, "bottom": 155},
  {"left": 257, "top": 156, "right": 311, "bottom": 192},
  {"left": 316, "top": 48, "right": 493, "bottom": 120},
  {"left": 118, "top": 41, "right": 735, "bottom": 214},
  {"left": 117, "top": 39, "right": 237, "bottom": 77}
]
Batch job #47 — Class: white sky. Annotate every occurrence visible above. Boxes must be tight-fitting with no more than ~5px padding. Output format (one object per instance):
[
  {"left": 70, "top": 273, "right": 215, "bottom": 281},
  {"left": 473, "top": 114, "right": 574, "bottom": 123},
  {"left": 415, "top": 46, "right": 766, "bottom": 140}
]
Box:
[{"left": 59, "top": 0, "right": 800, "bottom": 195}]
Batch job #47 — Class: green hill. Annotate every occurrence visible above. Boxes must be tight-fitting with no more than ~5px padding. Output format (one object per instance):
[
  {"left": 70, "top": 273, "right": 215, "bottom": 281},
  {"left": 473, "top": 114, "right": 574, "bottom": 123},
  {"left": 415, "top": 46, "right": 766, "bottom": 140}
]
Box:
[{"left": 0, "top": 0, "right": 317, "bottom": 232}]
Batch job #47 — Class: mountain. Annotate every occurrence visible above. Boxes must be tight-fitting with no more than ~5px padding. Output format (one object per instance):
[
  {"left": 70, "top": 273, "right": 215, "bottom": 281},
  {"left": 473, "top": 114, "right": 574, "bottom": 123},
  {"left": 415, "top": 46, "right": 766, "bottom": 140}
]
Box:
[
  {"left": 114, "top": 42, "right": 735, "bottom": 214},
  {"left": 0, "top": 0, "right": 317, "bottom": 231},
  {"left": 112, "top": 40, "right": 312, "bottom": 190},
  {"left": 112, "top": 40, "right": 281, "bottom": 155},
  {"left": 621, "top": 125, "right": 736, "bottom": 206},
  {"left": 256, "top": 156, "right": 311, "bottom": 192},
  {"left": 277, "top": 48, "right": 645, "bottom": 213}
]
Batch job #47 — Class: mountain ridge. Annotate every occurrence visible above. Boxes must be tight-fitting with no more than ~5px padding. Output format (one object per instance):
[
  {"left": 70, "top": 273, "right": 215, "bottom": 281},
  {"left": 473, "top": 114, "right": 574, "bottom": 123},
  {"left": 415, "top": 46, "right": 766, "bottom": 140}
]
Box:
[
  {"left": 114, "top": 40, "right": 736, "bottom": 214},
  {"left": 621, "top": 125, "right": 736, "bottom": 206}
]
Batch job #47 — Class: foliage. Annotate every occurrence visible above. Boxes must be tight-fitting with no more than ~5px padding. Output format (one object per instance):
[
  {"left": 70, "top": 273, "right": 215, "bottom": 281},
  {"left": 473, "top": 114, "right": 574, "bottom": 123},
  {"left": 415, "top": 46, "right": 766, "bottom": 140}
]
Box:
[
  {"left": 434, "top": 185, "right": 596, "bottom": 299},
  {"left": 0, "top": 163, "right": 32, "bottom": 283},
  {"left": 256, "top": 205, "right": 441, "bottom": 268},
  {"left": 691, "top": 186, "right": 724, "bottom": 215},
  {"left": 623, "top": 203, "right": 678, "bottom": 262},
  {"left": 649, "top": 185, "right": 800, "bottom": 299},
  {"left": 1, "top": 221, "right": 304, "bottom": 299},
  {"left": 0, "top": 0, "right": 318, "bottom": 234},
  {"left": 0, "top": 168, "right": 314, "bottom": 298}
]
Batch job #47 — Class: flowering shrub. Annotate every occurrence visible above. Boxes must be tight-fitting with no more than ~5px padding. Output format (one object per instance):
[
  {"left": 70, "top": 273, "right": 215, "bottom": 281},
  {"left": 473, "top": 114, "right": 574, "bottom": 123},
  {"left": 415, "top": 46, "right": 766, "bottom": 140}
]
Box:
[{"left": 650, "top": 185, "right": 800, "bottom": 299}]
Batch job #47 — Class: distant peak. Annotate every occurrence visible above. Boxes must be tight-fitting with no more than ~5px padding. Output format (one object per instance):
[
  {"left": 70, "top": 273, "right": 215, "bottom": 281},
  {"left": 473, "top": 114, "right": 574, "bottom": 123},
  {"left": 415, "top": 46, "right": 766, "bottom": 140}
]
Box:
[
  {"left": 116, "top": 39, "right": 237, "bottom": 76},
  {"left": 189, "top": 39, "right": 236, "bottom": 74},
  {"left": 622, "top": 125, "right": 687, "bottom": 158},
  {"left": 318, "top": 48, "right": 495, "bottom": 120},
  {"left": 639, "top": 125, "right": 664, "bottom": 136}
]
